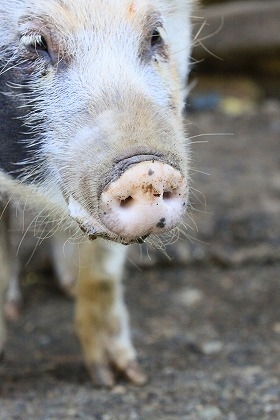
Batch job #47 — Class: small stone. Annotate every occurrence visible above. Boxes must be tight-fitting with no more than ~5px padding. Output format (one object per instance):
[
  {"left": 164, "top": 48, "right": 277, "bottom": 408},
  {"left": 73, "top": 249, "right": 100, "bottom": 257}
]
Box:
[
  {"left": 111, "top": 385, "right": 127, "bottom": 395},
  {"left": 272, "top": 322, "right": 280, "bottom": 333},
  {"left": 176, "top": 288, "right": 204, "bottom": 307},
  {"left": 102, "top": 415, "right": 113, "bottom": 420},
  {"left": 67, "top": 408, "right": 79, "bottom": 417},
  {"left": 198, "top": 405, "right": 223, "bottom": 420},
  {"left": 38, "top": 335, "right": 51, "bottom": 346},
  {"left": 200, "top": 341, "right": 223, "bottom": 355},
  {"left": 271, "top": 174, "right": 280, "bottom": 193}
]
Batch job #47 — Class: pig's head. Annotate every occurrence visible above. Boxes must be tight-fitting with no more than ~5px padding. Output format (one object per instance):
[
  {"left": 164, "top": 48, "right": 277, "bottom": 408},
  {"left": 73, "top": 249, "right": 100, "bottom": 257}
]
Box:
[{"left": 0, "top": 0, "right": 192, "bottom": 245}]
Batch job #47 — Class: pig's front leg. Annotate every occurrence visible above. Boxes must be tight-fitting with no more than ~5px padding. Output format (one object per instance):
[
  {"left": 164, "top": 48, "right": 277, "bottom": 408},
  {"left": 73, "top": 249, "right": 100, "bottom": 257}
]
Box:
[
  {"left": 50, "top": 232, "right": 78, "bottom": 298},
  {"left": 76, "top": 239, "right": 146, "bottom": 387}
]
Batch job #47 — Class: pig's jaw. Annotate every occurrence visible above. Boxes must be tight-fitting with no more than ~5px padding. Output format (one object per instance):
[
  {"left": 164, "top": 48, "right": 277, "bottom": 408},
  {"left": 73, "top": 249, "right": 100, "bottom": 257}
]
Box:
[{"left": 68, "top": 195, "right": 109, "bottom": 240}]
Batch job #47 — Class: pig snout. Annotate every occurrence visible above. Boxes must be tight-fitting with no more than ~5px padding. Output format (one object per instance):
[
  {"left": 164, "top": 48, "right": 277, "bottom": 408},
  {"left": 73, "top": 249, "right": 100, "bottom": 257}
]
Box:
[{"left": 99, "top": 160, "right": 187, "bottom": 241}]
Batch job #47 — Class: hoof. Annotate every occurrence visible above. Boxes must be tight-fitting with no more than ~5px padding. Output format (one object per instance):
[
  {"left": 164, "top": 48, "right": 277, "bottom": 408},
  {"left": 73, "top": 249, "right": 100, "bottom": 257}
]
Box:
[
  {"left": 119, "top": 360, "right": 147, "bottom": 385},
  {"left": 88, "top": 360, "right": 147, "bottom": 387}
]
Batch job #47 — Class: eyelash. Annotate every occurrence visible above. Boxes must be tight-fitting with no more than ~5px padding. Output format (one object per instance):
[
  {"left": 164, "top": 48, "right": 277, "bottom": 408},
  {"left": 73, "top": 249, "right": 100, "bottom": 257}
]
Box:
[
  {"left": 20, "top": 33, "right": 48, "bottom": 54},
  {"left": 150, "top": 28, "right": 164, "bottom": 48},
  {"left": 151, "top": 28, "right": 163, "bottom": 47}
]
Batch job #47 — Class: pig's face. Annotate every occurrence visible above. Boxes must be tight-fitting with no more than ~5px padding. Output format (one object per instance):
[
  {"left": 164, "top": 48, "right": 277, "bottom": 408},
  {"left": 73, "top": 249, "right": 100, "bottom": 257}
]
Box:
[{"left": 1, "top": 0, "right": 191, "bottom": 244}]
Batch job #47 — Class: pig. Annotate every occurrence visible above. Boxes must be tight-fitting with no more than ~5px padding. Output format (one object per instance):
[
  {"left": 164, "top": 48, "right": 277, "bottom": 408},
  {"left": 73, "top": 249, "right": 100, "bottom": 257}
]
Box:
[{"left": 0, "top": 0, "right": 193, "bottom": 386}]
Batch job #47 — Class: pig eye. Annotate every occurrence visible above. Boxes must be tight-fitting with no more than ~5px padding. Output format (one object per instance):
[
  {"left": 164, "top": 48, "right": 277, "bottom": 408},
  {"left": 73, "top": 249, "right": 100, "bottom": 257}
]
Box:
[
  {"left": 21, "top": 33, "right": 49, "bottom": 57},
  {"left": 150, "top": 28, "right": 163, "bottom": 48}
]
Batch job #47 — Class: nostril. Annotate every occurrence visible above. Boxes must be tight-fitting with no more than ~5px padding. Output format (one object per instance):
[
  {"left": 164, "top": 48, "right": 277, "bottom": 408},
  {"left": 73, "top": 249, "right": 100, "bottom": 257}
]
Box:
[
  {"left": 163, "top": 191, "right": 173, "bottom": 200},
  {"left": 120, "top": 196, "right": 134, "bottom": 208}
]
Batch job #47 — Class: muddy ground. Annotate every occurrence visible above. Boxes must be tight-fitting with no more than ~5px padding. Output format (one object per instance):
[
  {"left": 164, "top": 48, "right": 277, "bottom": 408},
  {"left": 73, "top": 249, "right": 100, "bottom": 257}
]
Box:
[{"left": 1, "top": 101, "right": 280, "bottom": 419}]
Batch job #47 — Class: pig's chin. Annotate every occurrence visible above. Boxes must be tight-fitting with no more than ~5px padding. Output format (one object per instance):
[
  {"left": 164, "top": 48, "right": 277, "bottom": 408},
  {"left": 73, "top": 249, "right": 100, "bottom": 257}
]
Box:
[
  {"left": 68, "top": 195, "right": 147, "bottom": 245},
  {"left": 76, "top": 219, "right": 149, "bottom": 245},
  {"left": 76, "top": 218, "right": 149, "bottom": 245}
]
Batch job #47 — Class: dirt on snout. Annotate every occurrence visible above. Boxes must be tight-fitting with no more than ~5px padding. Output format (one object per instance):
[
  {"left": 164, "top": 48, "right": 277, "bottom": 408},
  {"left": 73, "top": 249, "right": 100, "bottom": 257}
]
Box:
[{"left": 1, "top": 101, "right": 280, "bottom": 419}]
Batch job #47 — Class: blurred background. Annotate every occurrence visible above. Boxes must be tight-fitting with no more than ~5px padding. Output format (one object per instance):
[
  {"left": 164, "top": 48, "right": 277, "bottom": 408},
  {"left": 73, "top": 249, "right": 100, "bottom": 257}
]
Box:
[{"left": 190, "top": 0, "right": 280, "bottom": 109}]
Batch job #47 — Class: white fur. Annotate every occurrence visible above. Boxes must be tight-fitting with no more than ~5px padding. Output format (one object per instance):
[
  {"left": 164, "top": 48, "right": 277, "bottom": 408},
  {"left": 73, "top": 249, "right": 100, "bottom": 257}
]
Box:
[{"left": 0, "top": 0, "right": 193, "bottom": 383}]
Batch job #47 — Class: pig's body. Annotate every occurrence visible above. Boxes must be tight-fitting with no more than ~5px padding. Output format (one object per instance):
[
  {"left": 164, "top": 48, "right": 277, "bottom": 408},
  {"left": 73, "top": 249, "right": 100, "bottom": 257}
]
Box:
[{"left": 0, "top": 0, "right": 192, "bottom": 386}]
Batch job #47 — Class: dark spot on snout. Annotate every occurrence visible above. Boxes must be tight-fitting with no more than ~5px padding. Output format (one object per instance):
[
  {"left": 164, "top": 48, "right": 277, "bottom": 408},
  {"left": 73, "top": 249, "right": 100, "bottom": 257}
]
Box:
[
  {"left": 148, "top": 169, "right": 154, "bottom": 176},
  {"left": 156, "top": 218, "right": 166, "bottom": 229}
]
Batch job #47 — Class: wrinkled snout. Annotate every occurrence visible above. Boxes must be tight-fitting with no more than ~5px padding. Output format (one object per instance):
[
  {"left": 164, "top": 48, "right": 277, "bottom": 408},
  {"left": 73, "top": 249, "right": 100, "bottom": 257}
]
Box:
[{"left": 100, "top": 160, "right": 187, "bottom": 241}]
